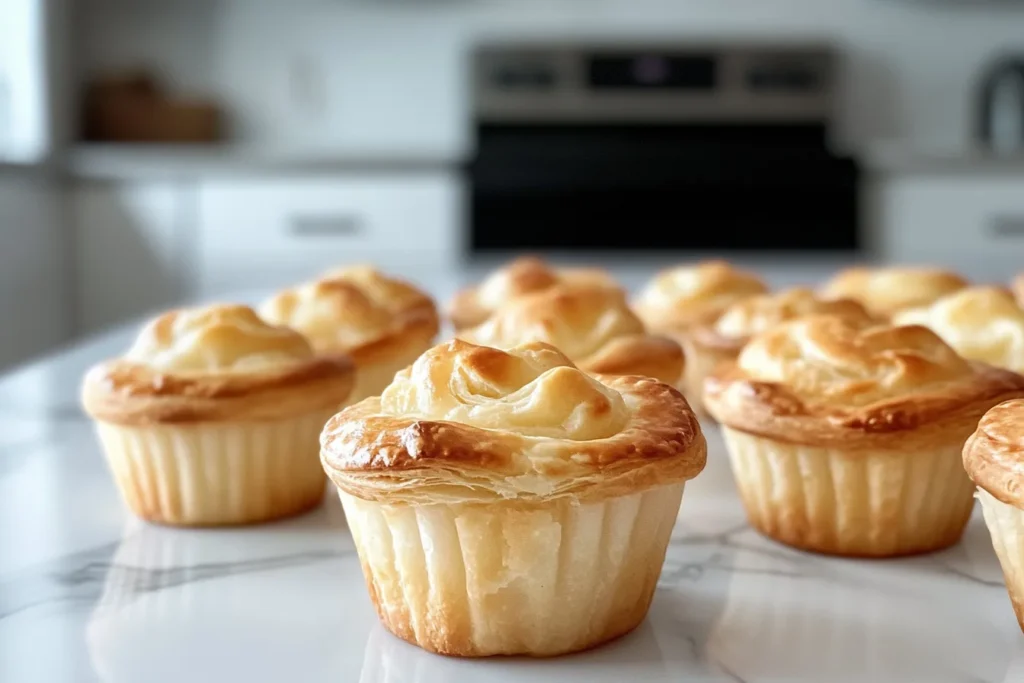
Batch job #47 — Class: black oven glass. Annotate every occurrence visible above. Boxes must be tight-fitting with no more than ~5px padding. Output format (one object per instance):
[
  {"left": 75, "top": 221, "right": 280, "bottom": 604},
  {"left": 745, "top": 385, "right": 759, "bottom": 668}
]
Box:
[{"left": 467, "top": 122, "right": 860, "bottom": 254}]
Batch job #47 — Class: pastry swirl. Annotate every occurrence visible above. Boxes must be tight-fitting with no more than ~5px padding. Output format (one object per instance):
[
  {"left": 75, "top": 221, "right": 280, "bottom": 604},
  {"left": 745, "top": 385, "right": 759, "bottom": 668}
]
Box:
[
  {"left": 82, "top": 304, "right": 354, "bottom": 425},
  {"left": 819, "top": 266, "right": 968, "bottom": 318},
  {"left": 894, "top": 286, "right": 1024, "bottom": 374},
  {"left": 634, "top": 260, "right": 768, "bottom": 330},
  {"left": 458, "top": 284, "right": 683, "bottom": 385},
  {"left": 693, "top": 287, "right": 875, "bottom": 354},
  {"left": 964, "top": 399, "right": 1024, "bottom": 508},
  {"left": 447, "top": 256, "right": 620, "bottom": 330},
  {"left": 705, "top": 314, "right": 1024, "bottom": 448},
  {"left": 259, "top": 265, "right": 439, "bottom": 366},
  {"left": 321, "top": 339, "right": 706, "bottom": 504}
]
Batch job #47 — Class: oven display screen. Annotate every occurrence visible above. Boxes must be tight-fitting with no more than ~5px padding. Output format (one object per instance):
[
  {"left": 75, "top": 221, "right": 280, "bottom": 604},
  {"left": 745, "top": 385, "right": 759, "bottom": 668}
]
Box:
[{"left": 587, "top": 53, "right": 717, "bottom": 90}]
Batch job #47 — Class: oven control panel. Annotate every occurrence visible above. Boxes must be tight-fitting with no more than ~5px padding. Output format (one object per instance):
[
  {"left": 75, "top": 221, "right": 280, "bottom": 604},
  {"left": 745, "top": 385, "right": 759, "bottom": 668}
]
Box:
[{"left": 474, "top": 42, "right": 835, "bottom": 122}]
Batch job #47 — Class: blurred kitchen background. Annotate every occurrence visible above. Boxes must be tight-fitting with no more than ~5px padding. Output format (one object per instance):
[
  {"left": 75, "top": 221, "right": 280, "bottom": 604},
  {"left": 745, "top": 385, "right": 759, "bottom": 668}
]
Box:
[{"left": 2, "top": 0, "right": 1024, "bottom": 370}]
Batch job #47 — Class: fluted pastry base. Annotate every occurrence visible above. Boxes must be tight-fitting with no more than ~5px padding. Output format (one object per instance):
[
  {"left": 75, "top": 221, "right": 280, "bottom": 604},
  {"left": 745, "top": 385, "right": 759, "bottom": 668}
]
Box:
[
  {"left": 95, "top": 411, "right": 335, "bottom": 526},
  {"left": 339, "top": 483, "right": 685, "bottom": 657},
  {"left": 976, "top": 488, "right": 1024, "bottom": 632},
  {"left": 678, "top": 336, "right": 730, "bottom": 418},
  {"left": 721, "top": 427, "right": 974, "bottom": 557}
]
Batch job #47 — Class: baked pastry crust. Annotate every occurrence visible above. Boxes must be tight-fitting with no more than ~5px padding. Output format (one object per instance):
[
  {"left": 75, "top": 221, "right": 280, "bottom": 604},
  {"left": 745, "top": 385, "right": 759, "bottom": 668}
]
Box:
[
  {"left": 446, "top": 256, "right": 620, "bottom": 330},
  {"left": 458, "top": 284, "right": 683, "bottom": 385},
  {"left": 633, "top": 259, "right": 768, "bottom": 331},
  {"left": 259, "top": 265, "right": 439, "bottom": 367},
  {"left": 894, "top": 286, "right": 1024, "bottom": 374},
  {"left": 321, "top": 339, "right": 706, "bottom": 504},
  {"left": 691, "top": 287, "right": 875, "bottom": 356},
  {"left": 82, "top": 304, "right": 354, "bottom": 425},
  {"left": 964, "top": 399, "right": 1024, "bottom": 508},
  {"left": 705, "top": 314, "right": 1024, "bottom": 449},
  {"left": 819, "top": 266, "right": 968, "bottom": 318}
]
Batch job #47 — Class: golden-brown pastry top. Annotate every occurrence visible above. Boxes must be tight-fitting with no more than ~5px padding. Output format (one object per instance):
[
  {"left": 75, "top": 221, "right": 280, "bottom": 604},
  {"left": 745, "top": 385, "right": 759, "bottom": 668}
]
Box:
[
  {"left": 963, "top": 399, "right": 1024, "bottom": 508},
  {"left": 82, "top": 304, "right": 354, "bottom": 425},
  {"left": 259, "top": 265, "right": 439, "bottom": 367},
  {"left": 893, "top": 286, "right": 1024, "bottom": 375},
  {"left": 704, "top": 314, "right": 1024, "bottom": 448},
  {"left": 633, "top": 260, "right": 768, "bottom": 331},
  {"left": 320, "top": 339, "right": 706, "bottom": 504},
  {"left": 692, "top": 287, "right": 875, "bottom": 353},
  {"left": 446, "top": 256, "right": 620, "bottom": 330},
  {"left": 458, "top": 284, "right": 684, "bottom": 385},
  {"left": 819, "top": 266, "right": 968, "bottom": 318}
]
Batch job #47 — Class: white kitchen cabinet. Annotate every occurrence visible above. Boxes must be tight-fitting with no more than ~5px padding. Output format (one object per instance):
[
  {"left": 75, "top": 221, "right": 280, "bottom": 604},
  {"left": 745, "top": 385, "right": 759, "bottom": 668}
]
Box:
[
  {"left": 196, "top": 173, "right": 461, "bottom": 297},
  {"left": 73, "top": 182, "right": 194, "bottom": 333},
  {"left": 874, "top": 174, "right": 1024, "bottom": 281},
  {"left": 0, "top": 173, "right": 66, "bottom": 369}
]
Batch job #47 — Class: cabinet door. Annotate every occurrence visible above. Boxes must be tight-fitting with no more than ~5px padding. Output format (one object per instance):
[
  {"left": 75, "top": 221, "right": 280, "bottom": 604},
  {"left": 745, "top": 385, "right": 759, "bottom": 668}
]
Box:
[
  {"left": 196, "top": 173, "right": 461, "bottom": 297},
  {"left": 876, "top": 175, "right": 1024, "bottom": 281},
  {"left": 0, "top": 175, "right": 65, "bottom": 369},
  {"left": 73, "top": 183, "right": 192, "bottom": 333}
]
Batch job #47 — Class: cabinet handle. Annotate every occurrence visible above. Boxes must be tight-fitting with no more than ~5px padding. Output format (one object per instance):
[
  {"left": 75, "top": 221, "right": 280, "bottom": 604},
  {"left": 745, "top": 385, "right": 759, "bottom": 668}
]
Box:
[
  {"left": 989, "top": 215, "right": 1024, "bottom": 238},
  {"left": 288, "top": 214, "right": 362, "bottom": 237}
]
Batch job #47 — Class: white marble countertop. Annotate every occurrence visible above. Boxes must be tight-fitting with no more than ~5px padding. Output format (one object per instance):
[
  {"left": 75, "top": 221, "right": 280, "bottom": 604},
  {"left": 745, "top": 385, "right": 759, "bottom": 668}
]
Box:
[
  {"left": 63, "top": 144, "right": 461, "bottom": 180},
  {"left": 3, "top": 268, "right": 1024, "bottom": 682},
  {"left": 864, "top": 142, "right": 1024, "bottom": 176}
]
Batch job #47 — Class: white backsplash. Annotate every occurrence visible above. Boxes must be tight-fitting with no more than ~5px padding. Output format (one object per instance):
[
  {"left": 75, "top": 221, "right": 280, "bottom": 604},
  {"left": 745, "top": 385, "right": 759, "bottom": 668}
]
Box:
[{"left": 77, "top": 0, "right": 1024, "bottom": 156}]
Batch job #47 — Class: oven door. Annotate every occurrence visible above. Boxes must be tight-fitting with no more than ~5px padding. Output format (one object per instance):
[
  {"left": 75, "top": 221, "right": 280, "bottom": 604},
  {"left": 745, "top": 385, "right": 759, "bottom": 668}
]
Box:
[{"left": 467, "top": 123, "right": 860, "bottom": 254}]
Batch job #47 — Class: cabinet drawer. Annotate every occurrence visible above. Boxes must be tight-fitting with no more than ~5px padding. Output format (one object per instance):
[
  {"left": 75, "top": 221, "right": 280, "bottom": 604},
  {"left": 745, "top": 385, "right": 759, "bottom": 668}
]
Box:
[
  {"left": 876, "top": 176, "right": 1024, "bottom": 278},
  {"left": 197, "top": 175, "right": 461, "bottom": 293}
]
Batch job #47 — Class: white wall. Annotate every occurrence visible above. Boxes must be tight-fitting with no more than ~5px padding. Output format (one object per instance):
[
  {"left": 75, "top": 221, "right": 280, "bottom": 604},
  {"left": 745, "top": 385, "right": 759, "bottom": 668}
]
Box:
[{"left": 76, "top": 0, "right": 1024, "bottom": 156}]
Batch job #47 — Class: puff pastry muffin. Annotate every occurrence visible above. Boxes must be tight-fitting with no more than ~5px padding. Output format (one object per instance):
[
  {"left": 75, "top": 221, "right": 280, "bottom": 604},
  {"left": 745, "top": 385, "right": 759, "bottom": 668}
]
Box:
[
  {"left": 447, "top": 255, "right": 620, "bottom": 331},
  {"left": 82, "top": 304, "right": 355, "bottom": 526},
  {"left": 704, "top": 314, "right": 1024, "bottom": 557},
  {"left": 633, "top": 260, "right": 768, "bottom": 414},
  {"left": 682, "top": 288, "right": 874, "bottom": 415},
  {"left": 260, "top": 266, "right": 438, "bottom": 402},
  {"left": 819, "top": 266, "right": 968, "bottom": 319},
  {"left": 321, "top": 339, "right": 706, "bottom": 656},
  {"left": 458, "top": 284, "right": 684, "bottom": 386},
  {"left": 894, "top": 286, "right": 1024, "bottom": 375},
  {"left": 963, "top": 399, "right": 1024, "bottom": 632}
]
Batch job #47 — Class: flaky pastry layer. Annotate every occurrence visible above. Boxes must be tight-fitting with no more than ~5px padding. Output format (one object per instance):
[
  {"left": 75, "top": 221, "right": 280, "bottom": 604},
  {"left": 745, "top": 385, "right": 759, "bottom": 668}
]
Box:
[
  {"left": 82, "top": 304, "right": 355, "bottom": 424},
  {"left": 633, "top": 259, "right": 768, "bottom": 331},
  {"left": 895, "top": 286, "right": 1024, "bottom": 374},
  {"left": 705, "top": 315, "right": 1024, "bottom": 448},
  {"left": 259, "top": 265, "right": 439, "bottom": 368},
  {"left": 446, "top": 256, "right": 621, "bottom": 330},
  {"left": 691, "top": 287, "right": 875, "bottom": 355},
  {"left": 819, "top": 266, "right": 968, "bottom": 318},
  {"left": 964, "top": 399, "right": 1024, "bottom": 509},
  {"left": 458, "top": 284, "right": 683, "bottom": 385},
  {"left": 320, "top": 339, "right": 706, "bottom": 504}
]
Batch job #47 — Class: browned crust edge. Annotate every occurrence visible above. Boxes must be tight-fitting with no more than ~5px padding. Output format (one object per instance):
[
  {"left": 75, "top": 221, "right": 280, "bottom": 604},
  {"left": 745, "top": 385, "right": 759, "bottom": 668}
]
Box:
[
  {"left": 705, "top": 361, "right": 1024, "bottom": 449},
  {"left": 82, "top": 354, "right": 355, "bottom": 424},
  {"left": 963, "top": 399, "right": 1024, "bottom": 508},
  {"left": 321, "top": 374, "right": 707, "bottom": 503}
]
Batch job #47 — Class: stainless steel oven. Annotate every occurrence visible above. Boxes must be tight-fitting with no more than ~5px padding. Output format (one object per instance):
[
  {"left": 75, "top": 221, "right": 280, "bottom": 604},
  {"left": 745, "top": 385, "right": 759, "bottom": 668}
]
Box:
[{"left": 467, "top": 42, "right": 860, "bottom": 255}]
